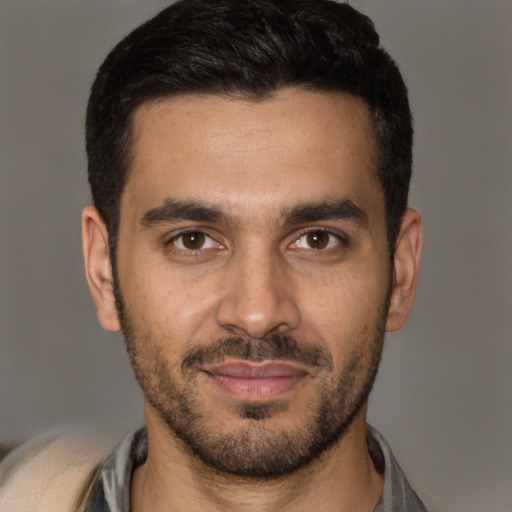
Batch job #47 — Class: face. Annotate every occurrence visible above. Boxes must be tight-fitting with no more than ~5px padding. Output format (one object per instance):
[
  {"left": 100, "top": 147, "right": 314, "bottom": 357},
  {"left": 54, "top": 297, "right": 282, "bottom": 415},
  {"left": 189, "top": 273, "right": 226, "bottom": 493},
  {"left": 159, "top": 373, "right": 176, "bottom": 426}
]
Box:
[{"left": 102, "top": 90, "right": 396, "bottom": 477}]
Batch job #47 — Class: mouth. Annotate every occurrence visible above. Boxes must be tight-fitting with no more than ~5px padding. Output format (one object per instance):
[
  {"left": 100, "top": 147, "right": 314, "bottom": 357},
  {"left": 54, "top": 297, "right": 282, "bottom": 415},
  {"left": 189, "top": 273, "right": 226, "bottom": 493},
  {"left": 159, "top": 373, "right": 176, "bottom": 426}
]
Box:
[{"left": 201, "top": 360, "right": 309, "bottom": 401}]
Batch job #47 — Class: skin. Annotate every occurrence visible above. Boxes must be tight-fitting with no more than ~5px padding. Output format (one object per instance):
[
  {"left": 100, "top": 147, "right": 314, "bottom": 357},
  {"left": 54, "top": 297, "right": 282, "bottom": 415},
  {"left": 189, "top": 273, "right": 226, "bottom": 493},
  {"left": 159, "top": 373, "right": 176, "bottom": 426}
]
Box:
[{"left": 82, "top": 88, "right": 422, "bottom": 512}]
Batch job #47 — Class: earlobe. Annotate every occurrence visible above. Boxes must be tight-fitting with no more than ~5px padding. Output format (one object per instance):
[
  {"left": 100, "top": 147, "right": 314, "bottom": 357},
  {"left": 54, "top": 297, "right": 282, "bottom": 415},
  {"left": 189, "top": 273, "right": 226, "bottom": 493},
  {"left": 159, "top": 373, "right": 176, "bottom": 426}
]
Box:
[
  {"left": 81, "top": 205, "right": 121, "bottom": 332},
  {"left": 386, "top": 208, "right": 423, "bottom": 332}
]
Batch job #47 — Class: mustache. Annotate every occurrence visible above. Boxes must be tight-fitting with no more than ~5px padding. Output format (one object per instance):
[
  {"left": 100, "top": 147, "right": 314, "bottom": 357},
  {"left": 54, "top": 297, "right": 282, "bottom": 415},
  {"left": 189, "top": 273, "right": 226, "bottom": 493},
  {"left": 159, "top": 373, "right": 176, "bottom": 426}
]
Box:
[{"left": 181, "top": 334, "right": 333, "bottom": 373}]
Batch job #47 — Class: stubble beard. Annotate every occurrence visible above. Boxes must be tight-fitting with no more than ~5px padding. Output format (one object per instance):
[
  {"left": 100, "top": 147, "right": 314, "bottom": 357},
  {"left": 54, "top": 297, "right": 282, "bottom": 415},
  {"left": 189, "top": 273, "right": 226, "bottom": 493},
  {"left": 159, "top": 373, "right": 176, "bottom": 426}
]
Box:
[{"left": 118, "top": 302, "right": 387, "bottom": 479}]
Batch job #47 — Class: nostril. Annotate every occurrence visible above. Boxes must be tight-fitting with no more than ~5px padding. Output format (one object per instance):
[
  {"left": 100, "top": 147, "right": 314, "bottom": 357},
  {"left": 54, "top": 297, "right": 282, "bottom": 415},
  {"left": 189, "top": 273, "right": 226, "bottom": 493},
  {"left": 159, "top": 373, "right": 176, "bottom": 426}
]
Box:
[
  {"left": 216, "top": 295, "right": 301, "bottom": 340},
  {"left": 215, "top": 255, "right": 301, "bottom": 338}
]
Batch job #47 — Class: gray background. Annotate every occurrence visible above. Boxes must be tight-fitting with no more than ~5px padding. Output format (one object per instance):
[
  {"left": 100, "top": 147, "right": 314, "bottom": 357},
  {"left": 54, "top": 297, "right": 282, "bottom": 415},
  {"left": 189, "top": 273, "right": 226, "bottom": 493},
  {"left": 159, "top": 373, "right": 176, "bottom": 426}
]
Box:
[{"left": 0, "top": 1, "right": 510, "bottom": 510}]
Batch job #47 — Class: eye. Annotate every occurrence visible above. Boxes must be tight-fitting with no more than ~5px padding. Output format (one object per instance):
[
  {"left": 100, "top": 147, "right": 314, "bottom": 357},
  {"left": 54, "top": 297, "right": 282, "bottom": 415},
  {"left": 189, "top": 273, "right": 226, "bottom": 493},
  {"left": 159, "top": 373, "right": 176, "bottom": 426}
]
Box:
[
  {"left": 171, "top": 231, "right": 218, "bottom": 251},
  {"left": 292, "top": 230, "right": 341, "bottom": 250}
]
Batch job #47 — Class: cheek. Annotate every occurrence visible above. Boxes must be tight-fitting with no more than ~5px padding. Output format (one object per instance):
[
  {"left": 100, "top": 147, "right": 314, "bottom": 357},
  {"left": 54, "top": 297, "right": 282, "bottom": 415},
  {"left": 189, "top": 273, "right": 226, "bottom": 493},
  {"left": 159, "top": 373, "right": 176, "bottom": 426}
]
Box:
[
  {"left": 119, "top": 253, "right": 224, "bottom": 341},
  {"left": 297, "top": 263, "right": 390, "bottom": 346}
]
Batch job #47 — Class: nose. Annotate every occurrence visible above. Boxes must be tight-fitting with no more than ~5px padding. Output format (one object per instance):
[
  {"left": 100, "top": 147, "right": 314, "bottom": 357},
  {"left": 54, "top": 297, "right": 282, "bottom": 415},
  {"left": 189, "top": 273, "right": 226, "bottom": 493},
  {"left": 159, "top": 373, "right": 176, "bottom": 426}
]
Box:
[{"left": 216, "top": 249, "right": 301, "bottom": 339}]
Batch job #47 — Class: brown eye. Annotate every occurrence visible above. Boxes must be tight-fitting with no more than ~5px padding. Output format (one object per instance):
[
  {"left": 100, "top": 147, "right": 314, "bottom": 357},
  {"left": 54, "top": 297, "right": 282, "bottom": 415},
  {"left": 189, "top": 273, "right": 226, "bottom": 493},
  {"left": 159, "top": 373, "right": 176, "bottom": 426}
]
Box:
[
  {"left": 172, "top": 231, "right": 218, "bottom": 251},
  {"left": 306, "top": 231, "right": 329, "bottom": 249},
  {"left": 181, "top": 232, "right": 205, "bottom": 249},
  {"left": 292, "top": 230, "right": 341, "bottom": 251}
]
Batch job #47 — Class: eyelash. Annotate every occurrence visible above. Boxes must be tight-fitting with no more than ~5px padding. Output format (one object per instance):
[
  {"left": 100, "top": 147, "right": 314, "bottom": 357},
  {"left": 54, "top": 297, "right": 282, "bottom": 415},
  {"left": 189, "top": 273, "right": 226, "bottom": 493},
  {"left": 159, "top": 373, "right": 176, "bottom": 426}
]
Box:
[
  {"left": 292, "top": 227, "right": 347, "bottom": 251},
  {"left": 166, "top": 228, "right": 221, "bottom": 256},
  {"left": 165, "top": 226, "right": 347, "bottom": 255}
]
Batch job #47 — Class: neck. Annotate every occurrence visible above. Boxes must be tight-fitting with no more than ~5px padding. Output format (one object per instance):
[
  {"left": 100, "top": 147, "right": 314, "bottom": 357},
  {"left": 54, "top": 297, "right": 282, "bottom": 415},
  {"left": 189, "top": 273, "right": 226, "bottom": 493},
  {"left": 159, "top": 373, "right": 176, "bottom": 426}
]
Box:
[{"left": 131, "top": 405, "right": 384, "bottom": 512}]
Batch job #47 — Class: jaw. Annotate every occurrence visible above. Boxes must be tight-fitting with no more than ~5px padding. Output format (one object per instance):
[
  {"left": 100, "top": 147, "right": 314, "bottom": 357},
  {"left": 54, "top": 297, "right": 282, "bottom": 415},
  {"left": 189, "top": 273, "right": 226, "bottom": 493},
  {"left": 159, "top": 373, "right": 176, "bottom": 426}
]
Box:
[{"left": 134, "top": 400, "right": 383, "bottom": 512}]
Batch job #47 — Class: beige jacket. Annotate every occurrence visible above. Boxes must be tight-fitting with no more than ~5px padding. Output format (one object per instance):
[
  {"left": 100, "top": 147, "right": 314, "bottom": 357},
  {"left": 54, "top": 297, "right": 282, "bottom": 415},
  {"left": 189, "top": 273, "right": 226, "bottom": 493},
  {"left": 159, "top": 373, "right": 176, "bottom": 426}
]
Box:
[{"left": 0, "top": 430, "right": 112, "bottom": 512}]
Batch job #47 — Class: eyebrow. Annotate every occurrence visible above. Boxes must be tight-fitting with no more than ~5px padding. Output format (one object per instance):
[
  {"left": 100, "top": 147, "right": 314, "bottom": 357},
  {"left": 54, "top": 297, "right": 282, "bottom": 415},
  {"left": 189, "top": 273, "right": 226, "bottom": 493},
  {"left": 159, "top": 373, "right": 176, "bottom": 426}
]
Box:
[
  {"left": 282, "top": 199, "right": 369, "bottom": 227},
  {"left": 139, "top": 197, "right": 368, "bottom": 229},
  {"left": 140, "top": 199, "right": 228, "bottom": 229}
]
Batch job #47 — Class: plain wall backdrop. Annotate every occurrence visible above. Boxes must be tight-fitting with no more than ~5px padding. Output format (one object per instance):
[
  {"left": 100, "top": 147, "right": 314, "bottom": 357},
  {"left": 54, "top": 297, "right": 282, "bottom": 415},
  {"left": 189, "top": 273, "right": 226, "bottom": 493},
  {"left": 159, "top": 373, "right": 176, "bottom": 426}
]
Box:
[{"left": 0, "top": 1, "right": 510, "bottom": 511}]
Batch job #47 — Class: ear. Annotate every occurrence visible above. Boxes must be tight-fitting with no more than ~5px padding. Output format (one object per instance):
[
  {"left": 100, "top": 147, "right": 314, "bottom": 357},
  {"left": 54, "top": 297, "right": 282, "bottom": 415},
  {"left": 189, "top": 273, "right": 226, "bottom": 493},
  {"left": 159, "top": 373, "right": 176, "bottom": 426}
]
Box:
[
  {"left": 386, "top": 208, "right": 423, "bottom": 332},
  {"left": 82, "top": 205, "right": 121, "bottom": 332}
]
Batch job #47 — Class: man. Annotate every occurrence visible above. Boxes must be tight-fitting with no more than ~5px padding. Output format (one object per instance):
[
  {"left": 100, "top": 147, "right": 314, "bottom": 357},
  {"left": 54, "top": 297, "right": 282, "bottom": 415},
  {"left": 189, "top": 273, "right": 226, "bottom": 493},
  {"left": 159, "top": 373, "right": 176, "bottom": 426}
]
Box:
[{"left": 0, "top": 0, "right": 427, "bottom": 510}]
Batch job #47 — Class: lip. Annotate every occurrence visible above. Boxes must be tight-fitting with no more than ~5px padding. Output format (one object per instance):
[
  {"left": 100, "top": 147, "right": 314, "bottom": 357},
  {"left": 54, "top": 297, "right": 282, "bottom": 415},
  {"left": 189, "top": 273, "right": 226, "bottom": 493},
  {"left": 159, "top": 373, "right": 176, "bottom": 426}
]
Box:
[{"left": 202, "top": 360, "right": 309, "bottom": 400}]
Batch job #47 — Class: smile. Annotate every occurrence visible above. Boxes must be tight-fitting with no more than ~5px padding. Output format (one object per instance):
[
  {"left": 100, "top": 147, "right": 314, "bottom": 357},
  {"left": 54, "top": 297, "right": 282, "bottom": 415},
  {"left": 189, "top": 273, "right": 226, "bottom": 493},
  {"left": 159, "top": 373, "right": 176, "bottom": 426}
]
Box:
[{"left": 202, "top": 360, "right": 309, "bottom": 400}]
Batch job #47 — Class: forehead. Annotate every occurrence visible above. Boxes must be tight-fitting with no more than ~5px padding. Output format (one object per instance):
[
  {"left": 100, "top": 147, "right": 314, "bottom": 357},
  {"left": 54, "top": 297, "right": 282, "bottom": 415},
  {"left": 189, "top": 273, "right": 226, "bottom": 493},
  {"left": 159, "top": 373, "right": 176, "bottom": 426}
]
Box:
[{"left": 123, "top": 89, "right": 381, "bottom": 221}]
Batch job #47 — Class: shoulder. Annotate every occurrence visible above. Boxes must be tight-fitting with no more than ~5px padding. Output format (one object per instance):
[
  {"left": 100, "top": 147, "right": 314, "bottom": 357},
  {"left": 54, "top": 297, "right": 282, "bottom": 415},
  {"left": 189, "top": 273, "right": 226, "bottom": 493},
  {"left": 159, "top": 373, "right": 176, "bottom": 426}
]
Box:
[{"left": 0, "top": 428, "right": 115, "bottom": 512}]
